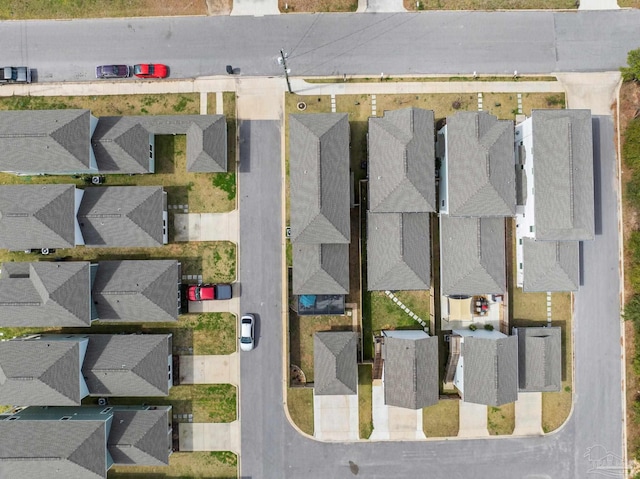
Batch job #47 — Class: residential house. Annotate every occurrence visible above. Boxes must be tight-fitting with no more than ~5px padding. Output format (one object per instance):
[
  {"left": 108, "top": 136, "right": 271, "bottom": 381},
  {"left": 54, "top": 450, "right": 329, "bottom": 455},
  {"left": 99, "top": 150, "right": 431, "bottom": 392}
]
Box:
[
  {"left": 381, "top": 330, "right": 439, "bottom": 409},
  {"left": 0, "top": 334, "right": 173, "bottom": 406},
  {"left": 313, "top": 331, "right": 358, "bottom": 396},
  {"left": 514, "top": 326, "right": 562, "bottom": 392},
  {"left": 290, "top": 113, "right": 350, "bottom": 295}
]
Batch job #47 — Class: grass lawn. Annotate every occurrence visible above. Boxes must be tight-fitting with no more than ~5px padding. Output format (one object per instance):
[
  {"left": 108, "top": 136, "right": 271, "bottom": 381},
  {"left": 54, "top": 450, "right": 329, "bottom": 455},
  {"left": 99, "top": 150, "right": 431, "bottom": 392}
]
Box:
[
  {"left": 406, "top": 0, "right": 575, "bottom": 10},
  {"left": 108, "top": 451, "right": 237, "bottom": 479},
  {"left": 358, "top": 364, "right": 373, "bottom": 439},
  {"left": 487, "top": 403, "right": 515, "bottom": 435},
  {"left": 279, "top": 0, "right": 357, "bottom": 12},
  {"left": 520, "top": 92, "right": 565, "bottom": 116},
  {"left": 289, "top": 312, "right": 353, "bottom": 381},
  {"left": 423, "top": 399, "right": 459, "bottom": 437},
  {"left": 304, "top": 76, "right": 558, "bottom": 83},
  {"left": 287, "top": 387, "right": 314, "bottom": 436},
  {"left": 207, "top": 93, "right": 218, "bottom": 115},
  {"left": 370, "top": 290, "right": 429, "bottom": 334}
]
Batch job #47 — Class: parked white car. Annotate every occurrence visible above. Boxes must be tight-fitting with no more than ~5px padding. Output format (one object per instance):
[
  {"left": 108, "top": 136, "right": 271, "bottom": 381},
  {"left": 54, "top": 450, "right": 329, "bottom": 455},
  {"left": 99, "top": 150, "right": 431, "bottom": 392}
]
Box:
[{"left": 240, "top": 314, "right": 255, "bottom": 351}]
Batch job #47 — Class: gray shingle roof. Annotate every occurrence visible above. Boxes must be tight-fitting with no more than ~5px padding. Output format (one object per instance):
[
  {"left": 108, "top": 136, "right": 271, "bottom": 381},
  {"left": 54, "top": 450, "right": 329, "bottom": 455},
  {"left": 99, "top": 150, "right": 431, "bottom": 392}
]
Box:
[
  {"left": 522, "top": 238, "right": 579, "bottom": 292},
  {"left": 515, "top": 327, "right": 561, "bottom": 392},
  {"left": 0, "top": 184, "right": 76, "bottom": 250},
  {"left": 292, "top": 243, "right": 349, "bottom": 295},
  {"left": 0, "top": 109, "right": 94, "bottom": 175},
  {"left": 462, "top": 335, "right": 518, "bottom": 406},
  {"left": 0, "top": 419, "right": 109, "bottom": 479},
  {"left": 368, "top": 108, "right": 436, "bottom": 213},
  {"left": 367, "top": 212, "right": 430, "bottom": 291},
  {"left": 0, "top": 339, "right": 85, "bottom": 406},
  {"left": 82, "top": 334, "right": 172, "bottom": 397},
  {"left": 290, "top": 113, "right": 350, "bottom": 244},
  {"left": 314, "top": 331, "right": 358, "bottom": 395},
  {"left": 532, "top": 109, "right": 594, "bottom": 240},
  {"left": 445, "top": 111, "right": 515, "bottom": 216},
  {"left": 440, "top": 216, "right": 506, "bottom": 295},
  {"left": 92, "top": 260, "right": 179, "bottom": 322},
  {"left": 108, "top": 408, "right": 171, "bottom": 466},
  {"left": 382, "top": 330, "right": 439, "bottom": 409},
  {"left": 0, "top": 261, "right": 92, "bottom": 327},
  {"left": 92, "top": 117, "right": 152, "bottom": 174},
  {"left": 78, "top": 186, "right": 165, "bottom": 247}
]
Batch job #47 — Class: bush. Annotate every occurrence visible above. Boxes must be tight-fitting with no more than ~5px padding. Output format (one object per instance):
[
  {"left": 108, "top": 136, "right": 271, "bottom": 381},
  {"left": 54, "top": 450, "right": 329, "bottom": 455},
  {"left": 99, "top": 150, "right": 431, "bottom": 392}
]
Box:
[
  {"left": 624, "top": 118, "right": 640, "bottom": 170},
  {"left": 621, "top": 47, "right": 640, "bottom": 82},
  {"left": 469, "top": 324, "right": 477, "bottom": 331},
  {"left": 484, "top": 324, "right": 494, "bottom": 331}
]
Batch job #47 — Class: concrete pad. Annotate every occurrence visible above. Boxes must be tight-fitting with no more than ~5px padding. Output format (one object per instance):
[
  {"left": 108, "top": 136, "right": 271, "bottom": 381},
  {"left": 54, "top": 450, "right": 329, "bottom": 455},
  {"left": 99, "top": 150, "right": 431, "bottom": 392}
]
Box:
[
  {"left": 313, "top": 394, "right": 359, "bottom": 441},
  {"left": 513, "top": 392, "right": 543, "bottom": 436},
  {"left": 579, "top": 0, "right": 619, "bottom": 9},
  {"left": 556, "top": 72, "right": 621, "bottom": 115},
  {"left": 457, "top": 401, "right": 489, "bottom": 438},
  {"left": 369, "top": 385, "right": 425, "bottom": 440},
  {"left": 174, "top": 211, "right": 238, "bottom": 243},
  {"left": 179, "top": 353, "right": 239, "bottom": 385},
  {"left": 366, "top": 0, "right": 406, "bottom": 12},
  {"left": 237, "top": 78, "right": 284, "bottom": 120},
  {"left": 231, "top": 0, "right": 279, "bottom": 16},
  {"left": 188, "top": 295, "right": 240, "bottom": 315},
  {"left": 179, "top": 421, "right": 240, "bottom": 453}
]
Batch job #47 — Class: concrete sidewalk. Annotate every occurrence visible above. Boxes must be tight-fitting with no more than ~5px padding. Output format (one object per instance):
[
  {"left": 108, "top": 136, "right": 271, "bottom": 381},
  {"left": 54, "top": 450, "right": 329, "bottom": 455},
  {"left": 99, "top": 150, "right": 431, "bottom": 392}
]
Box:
[
  {"left": 179, "top": 354, "right": 240, "bottom": 386},
  {"left": 180, "top": 421, "right": 241, "bottom": 453},
  {"left": 174, "top": 211, "right": 239, "bottom": 242}
]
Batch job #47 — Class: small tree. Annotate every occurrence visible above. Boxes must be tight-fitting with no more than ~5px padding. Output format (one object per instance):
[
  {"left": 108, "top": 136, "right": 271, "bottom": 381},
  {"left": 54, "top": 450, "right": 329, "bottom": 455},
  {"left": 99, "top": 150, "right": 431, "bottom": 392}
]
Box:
[{"left": 621, "top": 47, "right": 640, "bottom": 82}]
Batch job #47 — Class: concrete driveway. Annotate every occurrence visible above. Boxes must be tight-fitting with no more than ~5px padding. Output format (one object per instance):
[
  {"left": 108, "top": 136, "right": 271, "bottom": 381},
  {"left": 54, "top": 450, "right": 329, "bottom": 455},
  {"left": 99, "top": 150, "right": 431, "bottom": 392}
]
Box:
[
  {"left": 174, "top": 211, "right": 239, "bottom": 243},
  {"left": 179, "top": 354, "right": 239, "bottom": 386},
  {"left": 457, "top": 401, "right": 489, "bottom": 438},
  {"left": 313, "top": 394, "right": 359, "bottom": 441},
  {"left": 188, "top": 295, "right": 240, "bottom": 315},
  {"left": 513, "top": 392, "right": 543, "bottom": 436},
  {"left": 180, "top": 421, "right": 240, "bottom": 453},
  {"left": 369, "top": 385, "right": 425, "bottom": 440}
]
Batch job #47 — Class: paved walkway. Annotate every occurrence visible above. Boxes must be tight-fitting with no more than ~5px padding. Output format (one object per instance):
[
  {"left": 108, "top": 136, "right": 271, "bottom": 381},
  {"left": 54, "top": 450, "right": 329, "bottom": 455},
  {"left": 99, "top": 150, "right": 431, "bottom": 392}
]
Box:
[
  {"left": 513, "top": 392, "right": 543, "bottom": 436},
  {"left": 231, "top": 0, "right": 279, "bottom": 16},
  {"left": 313, "top": 394, "right": 359, "bottom": 441},
  {"left": 579, "top": 0, "right": 619, "bottom": 10},
  {"left": 457, "top": 401, "right": 489, "bottom": 438},
  {"left": 366, "top": 0, "right": 406, "bottom": 12},
  {"left": 369, "top": 385, "right": 426, "bottom": 440},
  {"left": 179, "top": 354, "right": 240, "bottom": 385},
  {"left": 180, "top": 421, "right": 241, "bottom": 453},
  {"left": 174, "top": 211, "right": 239, "bottom": 242}
]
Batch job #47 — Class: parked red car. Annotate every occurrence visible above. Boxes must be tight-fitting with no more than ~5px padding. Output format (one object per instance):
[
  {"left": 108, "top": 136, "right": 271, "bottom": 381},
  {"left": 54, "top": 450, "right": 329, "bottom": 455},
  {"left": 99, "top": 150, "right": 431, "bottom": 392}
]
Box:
[
  {"left": 187, "top": 284, "right": 232, "bottom": 301},
  {"left": 133, "top": 63, "right": 168, "bottom": 79}
]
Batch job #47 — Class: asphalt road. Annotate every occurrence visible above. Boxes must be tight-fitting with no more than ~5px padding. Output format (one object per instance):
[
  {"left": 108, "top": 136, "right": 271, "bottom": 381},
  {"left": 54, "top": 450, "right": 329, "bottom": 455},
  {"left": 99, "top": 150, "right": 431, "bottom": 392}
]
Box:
[
  {"left": 238, "top": 115, "right": 623, "bottom": 478},
  {"left": 2, "top": 11, "right": 639, "bottom": 80}
]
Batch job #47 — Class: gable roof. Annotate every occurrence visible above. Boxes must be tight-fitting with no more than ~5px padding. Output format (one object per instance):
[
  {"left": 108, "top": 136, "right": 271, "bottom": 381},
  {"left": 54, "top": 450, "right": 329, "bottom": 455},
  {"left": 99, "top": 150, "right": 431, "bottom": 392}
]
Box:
[
  {"left": 0, "top": 109, "right": 93, "bottom": 174},
  {"left": 522, "top": 238, "right": 579, "bottom": 292},
  {"left": 108, "top": 408, "right": 171, "bottom": 466},
  {"left": 0, "top": 339, "right": 86, "bottom": 406},
  {"left": 314, "top": 331, "right": 358, "bottom": 395},
  {"left": 382, "top": 330, "right": 439, "bottom": 409},
  {"left": 92, "top": 260, "right": 179, "bottom": 322},
  {"left": 292, "top": 243, "right": 349, "bottom": 295},
  {"left": 445, "top": 111, "right": 515, "bottom": 216},
  {"left": 515, "top": 327, "right": 561, "bottom": 392},
  {"left": 290, "top": 113, "right": 350, "bottom": 244},
  {"left": 368, "top": 108, "right": 436, "bottom": 212},
  {"left": 462, "top": 335, "right": 518, "bottom": 406},
  {"left": 440, "top": 216, "right": 505, "bottom": 295},
  {"left": 532, "top": 109, "right": 594, "bottom": 241},
  {"left": 0, "top": 419, "right": 109, "bottom": 479},
  {"left": 367, "top": 212, "right": 430, "bottom": 291},
  {"left": 0, "top": 184, "right": 76, "bottom": 250},
  {"left": 92, "top": 117, "right": 152, "bottom": 174},
  {"left": 82, "top": 334, "right": 171, "bottom": 397},
  {"left": 78, "top": 186, "right": 165, "bottom": 247},
  {"left": 0, "top": 261, "right": 92, "bottom": 327}
]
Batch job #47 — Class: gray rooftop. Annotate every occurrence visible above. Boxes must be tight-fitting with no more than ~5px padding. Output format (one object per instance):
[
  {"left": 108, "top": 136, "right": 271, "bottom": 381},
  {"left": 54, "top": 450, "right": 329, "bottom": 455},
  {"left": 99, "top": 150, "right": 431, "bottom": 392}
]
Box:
[
  {"left": 382, "top": 330, "right": 439, "bottom": 409},
  {"left": 522, "top": 238, "right": 580, "bottom": 292},
  {"left": 0, "top": 419, "right": 109, "bottom": 479},
  {"left": 445, "top": 111, "right": 515, "bottom": 216},
  {"left": 92, "top": 260, "right": 180, "bottom": 322},
  {"left": 368, "top": 108, "right": 436, "bottom": 213},
  {"left": 440, "top": 216, "right": 506, "bottom": 295},
  {"left": 462, "top": 335, "right": 518, "bottom": 406},
  {"left": 91, "top": 117, "right": 153, "bottom": 174},
  {"left": 367, "top": 212, "right": 430, "bottom": 291},
  {"left": 290, "top": 113, "right": 350, "bottom": 244},
  {"left": 0, "top": 339, "right": 85, "bottom": 406},
  {"left": 0, "top": 261, "right": 92, "bottom": 327},
  {"left": 515, "top": 327, "right": 562, "bottom": 392},
  {"left": 82, "top": 334, "right": 172, "bottom": 397},
  {"left": 532, "top": 109, "right": 594, "bottom": 241},
  {"left": 292, "top": 243, "right": 349, "bottom": 295},
  {"left": 314, "top": 331, "right": 358, "bottom": 396},
  {"left": 78, "top": 186, "right": 165, "bottom": 247},
  {"left": 0, "top": 184, "right": 76, "bottom": 250},
  {"left": 108, "top": 408, "right": 171, "bottom": 466},
  {"left": 0, "top": 109, "right": 93, "bottom": 174}
]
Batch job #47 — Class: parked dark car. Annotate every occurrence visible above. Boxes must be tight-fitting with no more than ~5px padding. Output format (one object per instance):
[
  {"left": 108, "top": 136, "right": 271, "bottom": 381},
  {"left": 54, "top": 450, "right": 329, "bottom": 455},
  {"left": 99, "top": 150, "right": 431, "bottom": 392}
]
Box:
[
  {"left": 133, "top": 64, "right": 168, "bottom": 79},
  {"left": 96, "top": 65, "right": 131, "bottom": 79},
  {"left": 0, "top": 66, "right": 31, "bottom": 84},
  {"left": 187, "top": 284, "right": 232, "bottom": 301}
]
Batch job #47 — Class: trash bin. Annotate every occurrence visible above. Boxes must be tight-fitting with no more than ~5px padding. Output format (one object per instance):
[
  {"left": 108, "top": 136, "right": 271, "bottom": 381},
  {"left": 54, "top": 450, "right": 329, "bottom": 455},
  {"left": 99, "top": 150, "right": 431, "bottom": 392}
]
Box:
[{"left": 226, "top": 65, "right": 234, "bottom": 75}]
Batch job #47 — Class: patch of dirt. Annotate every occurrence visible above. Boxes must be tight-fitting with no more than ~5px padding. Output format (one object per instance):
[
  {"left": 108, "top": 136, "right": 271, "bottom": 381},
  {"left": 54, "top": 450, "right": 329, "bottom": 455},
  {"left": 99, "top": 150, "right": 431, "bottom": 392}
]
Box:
[{"left": 206, "top": 0, "right": 233, "bottom": 15}]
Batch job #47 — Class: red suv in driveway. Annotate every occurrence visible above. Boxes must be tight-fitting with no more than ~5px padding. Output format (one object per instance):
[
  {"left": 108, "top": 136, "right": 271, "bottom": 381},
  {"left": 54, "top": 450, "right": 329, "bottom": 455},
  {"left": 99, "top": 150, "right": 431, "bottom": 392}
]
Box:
[
  {"left": 133, "top": 63, "right": 168, "bottom": 78},
  {"left": 187, "top": 284, "right": 232, "bottom": 301}
]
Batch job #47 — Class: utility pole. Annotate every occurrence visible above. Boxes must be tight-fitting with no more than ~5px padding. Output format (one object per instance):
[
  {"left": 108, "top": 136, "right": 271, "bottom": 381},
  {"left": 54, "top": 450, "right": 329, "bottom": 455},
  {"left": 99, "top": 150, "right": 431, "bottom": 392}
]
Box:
[{"left": 279, "top": 49, "right": 293, "bottom": 94}]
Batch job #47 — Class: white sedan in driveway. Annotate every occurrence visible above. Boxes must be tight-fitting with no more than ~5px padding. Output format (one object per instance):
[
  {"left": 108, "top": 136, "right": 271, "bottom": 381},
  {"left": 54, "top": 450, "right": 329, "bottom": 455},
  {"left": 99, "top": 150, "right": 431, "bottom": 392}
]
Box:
[{"left": 240, "top": 314, "right": 255, "bottom": 351}]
